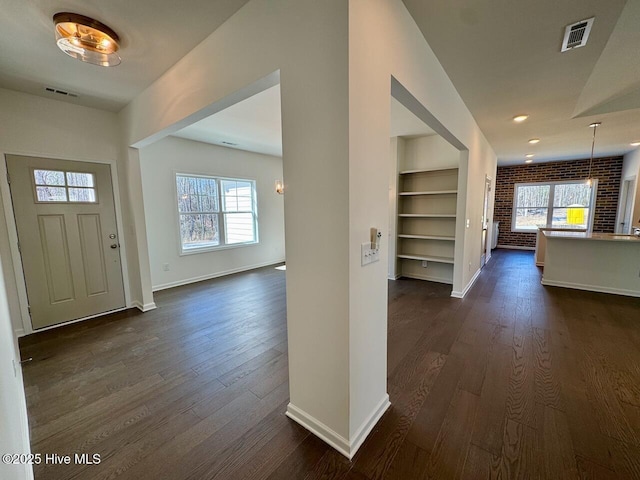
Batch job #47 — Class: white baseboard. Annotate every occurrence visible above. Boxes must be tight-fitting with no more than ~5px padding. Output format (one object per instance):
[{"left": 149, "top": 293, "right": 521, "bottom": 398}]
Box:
[
  {"left": 388, "top": 274, "right": 401, "bottom": 280},
  {"left": 496, "top": 244, "right": 535, "bottom": 251},
  {"left": 286, "top": 394, "right": 391, "bottom": 459},
  {"left": 286, "top": 404, "right": 351, "bottom": 457},
  {"left": 131, "top": 301, "right": 157, "bottom": 312},
  {"left": 399, "top": 273, "right": 453, "bottom": 284},
  {"left": 152, "top": 259, "right": 286, "bottom": 292},
  {"left": 541, "top": 279, "right": 640, "bottom": 298},
  {"left": 15, "top": 328, "right": 25, "bottom": 338},
  {"left": 349, "top": 394, "right": 391, "bottom": 457},
  {"left": 451, "top": 267, "right": 481, "bottom": 298}
]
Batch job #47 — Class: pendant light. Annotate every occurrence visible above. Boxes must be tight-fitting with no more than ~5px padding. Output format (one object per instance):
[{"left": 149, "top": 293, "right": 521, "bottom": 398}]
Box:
[
  {"left": 586, "top": 122, "right": 601, "bottom": 186},
  {"left": 53, "top": 13, "right": 121, "bottom": 67}
]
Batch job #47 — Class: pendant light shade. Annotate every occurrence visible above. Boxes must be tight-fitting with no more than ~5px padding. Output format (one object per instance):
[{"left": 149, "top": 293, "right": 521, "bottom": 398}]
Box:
[{"left": 53, "top": 13, "right": 121, "bottom": 67}]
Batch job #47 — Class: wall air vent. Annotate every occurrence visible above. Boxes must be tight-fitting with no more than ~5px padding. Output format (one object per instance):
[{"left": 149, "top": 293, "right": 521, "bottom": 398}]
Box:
[
  {"left": 44, "top": 86, "right": 78, "bottom": 98},
  {"left": 221, "top": 141, "right": 238, "bottom": 146},
  {"left": 561, "top": 17, "right": 594, "bottom": 52}
]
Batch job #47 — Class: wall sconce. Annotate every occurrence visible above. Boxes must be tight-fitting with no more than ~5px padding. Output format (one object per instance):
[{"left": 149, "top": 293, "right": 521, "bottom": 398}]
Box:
[{"left": 275, "top": 180, "right": 284, "bottom": 195}]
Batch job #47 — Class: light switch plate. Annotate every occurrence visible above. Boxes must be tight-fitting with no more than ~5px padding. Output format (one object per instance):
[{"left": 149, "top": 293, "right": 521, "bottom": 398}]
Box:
[{"left": 361, "top": 242, "right": 380, "bottom": 266}]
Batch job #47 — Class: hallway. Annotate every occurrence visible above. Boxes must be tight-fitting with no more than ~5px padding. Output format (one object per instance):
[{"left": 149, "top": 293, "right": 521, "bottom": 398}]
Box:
[{"left": 19, "top": 250, "right": 640, "bottom": 479}]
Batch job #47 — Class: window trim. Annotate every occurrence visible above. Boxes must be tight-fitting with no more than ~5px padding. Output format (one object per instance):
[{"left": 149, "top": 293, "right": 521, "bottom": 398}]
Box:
[
  {"left": 511, "top": 179, "right": 598, "bottom": 233},
  {"left": 174, "top": 172, "right": 259, "bottom": 255}
]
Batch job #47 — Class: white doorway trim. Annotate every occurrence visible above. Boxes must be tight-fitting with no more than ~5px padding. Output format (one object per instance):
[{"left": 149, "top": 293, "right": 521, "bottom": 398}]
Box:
[
  {"left": 0, "top": 151, "right": 132, "bottom": 336},
  {"left": 481, "top": 175, "right": 492, "bottom": 267},
  {"left": 616, "top": 175, "right": 637, "bottom": 234}
]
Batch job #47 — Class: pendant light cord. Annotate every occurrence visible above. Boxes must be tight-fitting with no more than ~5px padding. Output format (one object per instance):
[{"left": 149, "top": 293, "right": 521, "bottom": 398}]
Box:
[{"left": 588, "top": 123, "right": 598, "bottom": 182}]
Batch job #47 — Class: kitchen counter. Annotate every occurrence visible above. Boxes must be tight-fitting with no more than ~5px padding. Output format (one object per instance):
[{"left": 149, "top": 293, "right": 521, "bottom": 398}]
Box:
[
  {"left": 535, "top": 227, "right": 587, "bottom": 266},
  {"left": 541, "top": 231, "right": 640, "bottom": 297},
  {"left": 542, "top": 231, "right": 640, "bottom": 242}
]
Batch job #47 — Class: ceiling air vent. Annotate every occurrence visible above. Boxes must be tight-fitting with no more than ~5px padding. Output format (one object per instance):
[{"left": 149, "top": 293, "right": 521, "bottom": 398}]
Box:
[
  {"left": 561, "top": 17, "right": 594, "bottom": 52},
  {"left": 221, "top": 141, "right": 238, "bottom": 146},
  {"left": 44, "top": 86, "right": 78, "bottom": 98}
]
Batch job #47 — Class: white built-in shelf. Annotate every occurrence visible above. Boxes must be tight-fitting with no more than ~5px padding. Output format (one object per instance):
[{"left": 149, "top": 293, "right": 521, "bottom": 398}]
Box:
[
  {"left": 398, "top": 190, "right": 457, "bottom": 196},
  {"left": 399, "top": 167, "right": 458, "bottom": 175},
  {"left": 398, "top": 213, "right": 456, "bottom": 218},
  {"left": 397, "top": 254, "right": 455, "bottom": 264},
  {"left": 398, "top": 234, "right": 455, "bottom": 241}
]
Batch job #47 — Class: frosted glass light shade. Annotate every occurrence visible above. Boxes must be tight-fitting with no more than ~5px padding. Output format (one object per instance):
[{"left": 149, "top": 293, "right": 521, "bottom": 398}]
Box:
[{"left": 53, "top": 12, "right": 121, "bottom": 67}]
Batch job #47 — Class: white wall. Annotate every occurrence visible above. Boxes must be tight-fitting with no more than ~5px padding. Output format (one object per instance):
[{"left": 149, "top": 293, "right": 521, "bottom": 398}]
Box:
[
  {"left": 113, "top": 0, "right": 496, "bottom": 457},
  {"left": 139, "top": 136, "right": 285, "bottom": 290},
  {"left": 621, "top": 148, "right": 640, "bottom": 229},
  {"left": 402, "top": 134, "right": 460, "bottom": 171},
  {"left": 120, "top": 0, "right": 353, "bottom": 449},
  {"left": 0, "top": 253, "right": 32, "bottom": 480},
  {"left": 347, "top": 0, "right": 497, "bottom": 435},
  {"left": 388, "top": 137, "right": 402, "bottom": 279},
  {"left": 0, "top": 88, "right": 143, "bottom": 335}
]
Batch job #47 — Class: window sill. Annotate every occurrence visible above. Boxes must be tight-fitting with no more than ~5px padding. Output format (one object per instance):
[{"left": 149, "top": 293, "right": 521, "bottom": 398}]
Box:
[{"left": 179, "top": 241, "right": 259, "bottom": 256}]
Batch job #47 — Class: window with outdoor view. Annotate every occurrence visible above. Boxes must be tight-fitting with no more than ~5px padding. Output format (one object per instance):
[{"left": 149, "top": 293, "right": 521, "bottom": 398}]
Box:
[
  {"left": 33, "top": 169, "right": 97, "bottom": 203},
  {"left": 512, "top": 180, "right": 596, "bottom": 232},
  {"left": 176, "top": 174, "right": 258, "bottom": 253}
]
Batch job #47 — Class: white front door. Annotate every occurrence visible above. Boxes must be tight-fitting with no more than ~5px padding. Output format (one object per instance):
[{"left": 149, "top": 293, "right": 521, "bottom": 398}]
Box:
[{"left": 6, "top": 155, "right": 125, "bottom": 330}]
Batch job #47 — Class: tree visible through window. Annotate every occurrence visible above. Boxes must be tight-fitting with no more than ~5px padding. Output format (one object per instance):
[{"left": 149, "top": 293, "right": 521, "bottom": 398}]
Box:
[
  {"left": 512, "top": 181, "right": 595, "bottom": 232},
  {"left": 176, "top": 174, "right": 257, "bottom": 253}
]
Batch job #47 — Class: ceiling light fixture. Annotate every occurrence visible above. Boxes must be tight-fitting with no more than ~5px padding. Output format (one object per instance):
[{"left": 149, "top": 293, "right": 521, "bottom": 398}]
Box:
[
  {"left": 631, "top": 141, "right": 640, "bottom": 147},
  {"left": 513, "top": 115, "right": 529, "bottom": 123},
  {"left": 586, "top": 122, "right": 601, "bottom": 186},
  {"left": 525, "top": 154, "right": 535, "bottom": 158},
  {"left": 528, "top": 138, "right": 540, "bottom": 144},
  {"left": 53, "top": 12, "right": 121, "bottom": 67},
  {"left": 525, "top": 159, "right": 533, "bottom": 164}
]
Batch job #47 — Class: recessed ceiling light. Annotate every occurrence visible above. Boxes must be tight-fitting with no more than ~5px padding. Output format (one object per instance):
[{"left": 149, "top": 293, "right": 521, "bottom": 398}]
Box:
[
  {"left": 513, "top": 115, "right": 529, "bottom": 123},
  {"left": 528, "top": 138, "right": 540, "bottom": 144},
  {"left": 525, "top": 159, "right": 533, "bottom": 164},
  {"left": 525, "top": 154, "right": 535, "bottom": 158},
  {"left": 589, "top": 122, "right": 602, "bottom": 128},
  {"left": 53, "top": 12, "right": 121, "bottom": 67},
  {"left": 631, "top": 141, "right": 640, "bottom": 147}
]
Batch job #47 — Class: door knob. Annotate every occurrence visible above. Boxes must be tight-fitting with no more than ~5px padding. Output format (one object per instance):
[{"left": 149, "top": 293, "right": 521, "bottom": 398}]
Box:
[
  {"left": 109, "top": 234, "right": 116, "bottom": 239},
  {"left": 110, "top": 244, "right": 118, "bottom": 249}
]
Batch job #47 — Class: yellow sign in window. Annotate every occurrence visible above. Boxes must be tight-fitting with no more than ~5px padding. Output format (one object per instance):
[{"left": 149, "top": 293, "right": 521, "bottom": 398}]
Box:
[{"left": 567, "top": 205, "right": 585, "bottom": 225}]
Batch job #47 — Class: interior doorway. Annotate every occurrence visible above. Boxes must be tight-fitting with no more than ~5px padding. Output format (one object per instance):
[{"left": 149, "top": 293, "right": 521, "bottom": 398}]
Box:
[
  {"left": 481, "top": 175, "right": 491, "bottom": 266},
  {"left": 617, "top": 177, "right": 636, "bottom": 234},
  {"left": 6, "top": 155, "right": 125, "bottom": 329}
]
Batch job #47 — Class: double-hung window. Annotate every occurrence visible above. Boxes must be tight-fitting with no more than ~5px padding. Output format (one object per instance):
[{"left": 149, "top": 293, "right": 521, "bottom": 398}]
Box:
[
  {"left": 512, "top": 180, "right": 596, "bottom": 232},
  {"left": 176, "top": 173, "right": 258, "bottom": 254}
]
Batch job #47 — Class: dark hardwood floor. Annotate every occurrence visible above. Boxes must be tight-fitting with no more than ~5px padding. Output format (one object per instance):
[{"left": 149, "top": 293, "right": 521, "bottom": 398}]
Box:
[{"left": 19, "top": 250, "right": 640, "bottom": 479}]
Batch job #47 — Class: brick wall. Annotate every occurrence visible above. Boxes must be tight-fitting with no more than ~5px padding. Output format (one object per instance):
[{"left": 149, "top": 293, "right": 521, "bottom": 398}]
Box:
[{"left": 494, "top": 157, "right": 623, "bottom": 248}]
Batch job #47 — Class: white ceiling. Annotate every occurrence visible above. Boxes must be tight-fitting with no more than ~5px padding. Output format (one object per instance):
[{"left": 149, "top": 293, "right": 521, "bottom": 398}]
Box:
[
  {"left": 2, "top": 0, "right": 639, "bottom": 164},
  {"left": 403, "top": 0, "right": 640, "bottom": 165},
  {"left": 0, "top": 0, "right": 250, "bottom": 111},
  {"left": 173, "top": 85, "right": 283, "bottom": 157},
  {"left": 168, "top": 87, "right": 434, "bottom": 158}
]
